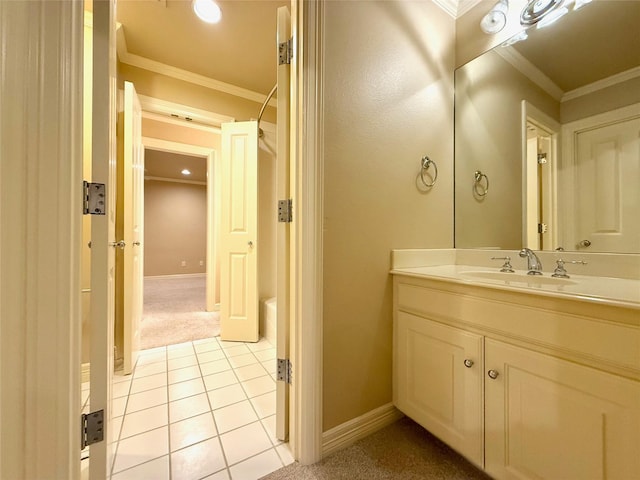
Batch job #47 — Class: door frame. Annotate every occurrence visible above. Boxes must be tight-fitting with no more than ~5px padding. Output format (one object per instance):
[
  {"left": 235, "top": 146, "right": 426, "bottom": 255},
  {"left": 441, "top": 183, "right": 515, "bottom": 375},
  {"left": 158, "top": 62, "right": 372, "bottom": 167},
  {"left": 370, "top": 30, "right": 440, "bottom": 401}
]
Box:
[
  {"left": 0, "top": 0, "right": 83, "bottom": 478},
  {"left": 521, "top": 101, "right": 560, "bottom": 250},
  {"left": 142, "top": 136, "right": 219, "bottom": 311},
  {"left": 291, "top": 0, "right": 324, "bottom": 464}
]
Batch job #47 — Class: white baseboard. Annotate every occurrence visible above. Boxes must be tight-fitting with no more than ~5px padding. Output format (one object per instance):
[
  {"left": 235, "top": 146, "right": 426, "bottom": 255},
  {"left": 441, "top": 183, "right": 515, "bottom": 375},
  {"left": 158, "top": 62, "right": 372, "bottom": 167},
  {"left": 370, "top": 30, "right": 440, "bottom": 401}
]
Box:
[
  {"left": 321, "top": 403, "right": 404, "bottom": 458},
  {"left": 144, "top": 273, "right": 206, "bottom": 279},
  {"left": 81, "top": 362, "right": 90, "bottom": 384}
]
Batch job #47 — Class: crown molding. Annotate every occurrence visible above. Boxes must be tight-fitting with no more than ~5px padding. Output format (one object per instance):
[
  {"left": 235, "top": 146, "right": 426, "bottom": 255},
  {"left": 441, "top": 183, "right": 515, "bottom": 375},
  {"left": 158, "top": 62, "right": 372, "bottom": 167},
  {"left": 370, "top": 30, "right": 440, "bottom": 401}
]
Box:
[
  {"left": 496, "top": 46, "right": 564, "bottom": 101},
  {"left": 432, "top": 0, "right": 458, "bottom": 17},
  {"left": 457, "top": 0, "right": 484, "bottom": 17},
  {"left": 562, "top": 65, "right": 640, "bottom": 103},
  {"left": 115, "top": 24, "right": 277, "bottom": 108}
]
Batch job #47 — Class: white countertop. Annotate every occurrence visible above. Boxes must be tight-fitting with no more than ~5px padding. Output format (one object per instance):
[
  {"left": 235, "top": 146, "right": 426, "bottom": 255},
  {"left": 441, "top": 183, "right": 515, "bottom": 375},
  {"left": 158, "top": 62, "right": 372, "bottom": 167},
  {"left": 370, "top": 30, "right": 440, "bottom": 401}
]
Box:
[{"left": 391, "top": 264, "right": 640, "bottom": 310}]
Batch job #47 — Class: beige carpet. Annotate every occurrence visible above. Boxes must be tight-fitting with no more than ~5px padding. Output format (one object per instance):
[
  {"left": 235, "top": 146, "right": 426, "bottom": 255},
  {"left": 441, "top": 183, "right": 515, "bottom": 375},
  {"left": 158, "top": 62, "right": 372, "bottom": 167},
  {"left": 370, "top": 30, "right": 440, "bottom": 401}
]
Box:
[
  {"left": 260, "top": 417, "right": 490, "bottom": 480},
  {"left": 141, "top": 275, "right": 220, "bottom": 349}
]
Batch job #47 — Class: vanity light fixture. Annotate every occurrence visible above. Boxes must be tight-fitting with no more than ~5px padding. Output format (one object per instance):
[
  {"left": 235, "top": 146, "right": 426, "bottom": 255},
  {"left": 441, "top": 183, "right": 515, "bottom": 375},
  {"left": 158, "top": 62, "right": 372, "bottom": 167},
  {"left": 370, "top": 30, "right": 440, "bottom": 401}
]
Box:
[
  {"left": 573, "top": 0, "right": 592, "bottom": 10},
  {"left": 501, "top": 30, "right": 528, "bottom": 47},
  {"left": 181, "top": 169, "right": 191, "bottom": 176},
  {"left": 192, "top": 0, "right": 222, "bottom": 24},
  {"left": 480, "top": 0, "right": 509, "bottom": 34},
  {"left": 520, "top": 0, "right": 563, "bottom": 26},
  {"left": 536, "top": 4, "right": 569, "bottom": 28}
]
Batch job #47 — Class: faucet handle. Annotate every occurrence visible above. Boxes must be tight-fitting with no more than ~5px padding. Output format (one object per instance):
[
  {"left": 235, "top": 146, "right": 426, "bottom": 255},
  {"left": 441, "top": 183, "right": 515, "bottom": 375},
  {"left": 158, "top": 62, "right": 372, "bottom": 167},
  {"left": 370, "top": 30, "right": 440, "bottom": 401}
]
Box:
[
  {"left": 491, "top": 256, "right": 515, "bottom": 273},
  {"left": 552, "top": 259, "right": 587, "bottom": 278}
]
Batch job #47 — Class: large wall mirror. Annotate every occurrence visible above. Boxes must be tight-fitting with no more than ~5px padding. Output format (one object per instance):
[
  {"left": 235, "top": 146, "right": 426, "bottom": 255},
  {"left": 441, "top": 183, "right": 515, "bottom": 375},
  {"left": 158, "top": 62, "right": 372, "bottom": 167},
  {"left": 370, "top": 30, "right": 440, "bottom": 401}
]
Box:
[{"left": 454, "top": 0, "right": 640, "bottom": 254}]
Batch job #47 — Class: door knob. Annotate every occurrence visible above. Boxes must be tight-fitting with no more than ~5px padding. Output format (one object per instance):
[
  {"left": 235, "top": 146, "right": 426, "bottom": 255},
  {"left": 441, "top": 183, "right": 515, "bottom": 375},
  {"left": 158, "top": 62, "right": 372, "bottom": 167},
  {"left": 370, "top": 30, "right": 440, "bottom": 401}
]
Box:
[
  {"left": 110, "top": 240, "right": 126, "bottom": 249},
  {"left": 248, "top": 241, "right": 254, "bottom": 248},
  {"left": 578, "top": 239, "right": 591, "bottom": 248},
  {"left": 487, "top": 369, "right": 499, "bottom": 379},
  {"left": 463, "top": 359, "right": 474, "bottom": 368}
]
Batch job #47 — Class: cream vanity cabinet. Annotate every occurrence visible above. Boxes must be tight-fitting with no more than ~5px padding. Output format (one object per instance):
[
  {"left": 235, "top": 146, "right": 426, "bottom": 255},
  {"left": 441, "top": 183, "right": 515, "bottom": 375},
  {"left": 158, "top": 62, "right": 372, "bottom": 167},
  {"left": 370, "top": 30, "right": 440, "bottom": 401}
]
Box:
[{"left": 392, "top": 274, "right": 640, "bottom": 480}]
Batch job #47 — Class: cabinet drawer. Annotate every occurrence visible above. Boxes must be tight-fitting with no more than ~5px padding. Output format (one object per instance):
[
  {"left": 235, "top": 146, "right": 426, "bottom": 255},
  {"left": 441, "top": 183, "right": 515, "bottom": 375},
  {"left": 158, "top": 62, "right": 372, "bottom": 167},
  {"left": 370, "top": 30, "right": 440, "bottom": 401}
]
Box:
[{"left": 395, "top": 279, "right": 640, "bottom": 374}]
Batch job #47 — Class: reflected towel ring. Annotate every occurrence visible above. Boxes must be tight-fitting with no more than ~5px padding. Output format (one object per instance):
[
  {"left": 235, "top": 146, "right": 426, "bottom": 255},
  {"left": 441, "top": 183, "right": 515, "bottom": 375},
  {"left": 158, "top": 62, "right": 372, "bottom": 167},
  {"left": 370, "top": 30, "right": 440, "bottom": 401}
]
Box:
[
  {"left": 420, "top": 156, "right": 438, "bottom": 187},
  {"left": 474, "top": 170, "right": 489, "bottom": 196}
]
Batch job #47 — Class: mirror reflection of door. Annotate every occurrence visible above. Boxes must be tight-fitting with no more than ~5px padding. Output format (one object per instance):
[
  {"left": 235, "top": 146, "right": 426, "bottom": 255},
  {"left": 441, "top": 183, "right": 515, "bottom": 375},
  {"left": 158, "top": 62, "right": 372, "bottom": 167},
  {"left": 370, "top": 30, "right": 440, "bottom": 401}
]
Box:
[
  {"left": 525, "top": 119, "right": 558, "bottom": 251},
  {"left": 573, "top": 116, "right": 640, "bottom": 253}
]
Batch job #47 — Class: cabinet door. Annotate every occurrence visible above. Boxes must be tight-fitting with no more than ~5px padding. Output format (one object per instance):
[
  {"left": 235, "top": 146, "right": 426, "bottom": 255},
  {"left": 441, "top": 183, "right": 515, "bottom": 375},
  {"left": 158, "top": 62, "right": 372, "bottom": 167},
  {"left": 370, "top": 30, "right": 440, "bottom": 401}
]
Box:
[
  {"left": 394, "top": 312, "right": 484, "bottom": 467},
  {"left": 485, "top": 339, "right": 640, "bottom": 480}
]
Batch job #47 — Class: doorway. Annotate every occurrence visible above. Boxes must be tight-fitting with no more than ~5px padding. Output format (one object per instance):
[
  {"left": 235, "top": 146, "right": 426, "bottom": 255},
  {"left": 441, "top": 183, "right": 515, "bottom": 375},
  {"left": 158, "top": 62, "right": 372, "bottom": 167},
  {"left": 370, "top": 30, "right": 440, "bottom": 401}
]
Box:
[
  {"left": 140, "top": 148, "right": 216, "bottom": 349},
  {"left": 106, "top": 103, "right": 288, "bottom": 478}
]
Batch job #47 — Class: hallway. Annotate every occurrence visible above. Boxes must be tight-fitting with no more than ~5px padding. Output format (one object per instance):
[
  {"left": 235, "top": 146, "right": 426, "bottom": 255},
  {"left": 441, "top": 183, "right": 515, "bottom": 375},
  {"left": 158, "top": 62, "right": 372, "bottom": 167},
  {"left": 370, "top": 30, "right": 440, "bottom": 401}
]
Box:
[{"left": 82, "top": 337, "right": 292, "bottom": 479}]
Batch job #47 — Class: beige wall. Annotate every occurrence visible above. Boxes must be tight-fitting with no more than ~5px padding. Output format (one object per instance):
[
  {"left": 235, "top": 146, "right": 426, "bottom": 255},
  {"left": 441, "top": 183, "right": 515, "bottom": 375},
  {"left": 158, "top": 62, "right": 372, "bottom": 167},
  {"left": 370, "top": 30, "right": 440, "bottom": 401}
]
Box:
[
  {"left": 561, "top": 76, "right": 640, "bottom": 124},
  {"left": 456, "top": 0, "right": 529, "bottom": 68},
  {"left": 455, "top": 50, "right": 559, "bottom": 249},
  {"left": 144, "top": 180, "right": 207, "bottom": 276},
  {"left": 322, "top": 1, "right": 455, "bottom": 431},
  {"left": 143, "top": 117, "right": 221, "bottom": 149},
  {"left": 119, "top": 62, "right": 277, "bottom": 124},
  {"left": 258, "top": 128, "right": 278, "bottom": 303}
]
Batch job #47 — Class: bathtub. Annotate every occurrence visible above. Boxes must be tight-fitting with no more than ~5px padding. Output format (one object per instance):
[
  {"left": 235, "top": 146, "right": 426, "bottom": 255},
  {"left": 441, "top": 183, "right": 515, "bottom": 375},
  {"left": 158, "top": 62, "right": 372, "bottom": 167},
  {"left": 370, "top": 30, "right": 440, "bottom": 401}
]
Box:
[{"left": 260, "top": 297, "right": 277, "bottom": 347}]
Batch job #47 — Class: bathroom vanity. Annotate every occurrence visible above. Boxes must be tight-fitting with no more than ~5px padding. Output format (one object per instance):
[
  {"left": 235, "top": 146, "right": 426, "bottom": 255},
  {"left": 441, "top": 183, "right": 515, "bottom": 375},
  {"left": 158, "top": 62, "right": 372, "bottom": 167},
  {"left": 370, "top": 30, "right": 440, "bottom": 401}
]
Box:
[{"left": 391, "top": 249, "right": 640, "bottom": 480}]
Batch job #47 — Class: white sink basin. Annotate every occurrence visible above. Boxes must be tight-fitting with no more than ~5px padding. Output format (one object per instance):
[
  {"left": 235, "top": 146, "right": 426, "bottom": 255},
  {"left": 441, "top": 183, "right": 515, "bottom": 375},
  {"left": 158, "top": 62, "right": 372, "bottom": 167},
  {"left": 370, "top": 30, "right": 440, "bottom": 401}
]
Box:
[{"left": 460, "top": 271, "right": 578, "bottom": 286}]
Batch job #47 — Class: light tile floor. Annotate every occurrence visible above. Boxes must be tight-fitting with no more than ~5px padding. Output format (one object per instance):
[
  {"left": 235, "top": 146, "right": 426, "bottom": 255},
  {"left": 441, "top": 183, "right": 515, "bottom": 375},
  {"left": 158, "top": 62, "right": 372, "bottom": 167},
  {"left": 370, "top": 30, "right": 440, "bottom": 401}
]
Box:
[{"left": 81, "top": 337, "right": 293, "bottom": 480}]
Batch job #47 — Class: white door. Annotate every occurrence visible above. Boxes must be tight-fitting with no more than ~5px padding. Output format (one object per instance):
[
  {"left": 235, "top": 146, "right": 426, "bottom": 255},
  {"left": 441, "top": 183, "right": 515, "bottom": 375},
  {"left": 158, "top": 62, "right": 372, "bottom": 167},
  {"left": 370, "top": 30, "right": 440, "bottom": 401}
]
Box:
[
  {"left": 90, "top": 0, "right": 117, "bottom": 478},
  {"left": 220, "top": 121, "right": 259, "bottom": 342},
  {"left": 121, "top": 81, "right": 144, "bottom": 374},
  {"left": 574, "top": 116, "right": 640, "bottom": 253},
  {"left": 276, "top": 5, "right": 292, "bottom": 441}
]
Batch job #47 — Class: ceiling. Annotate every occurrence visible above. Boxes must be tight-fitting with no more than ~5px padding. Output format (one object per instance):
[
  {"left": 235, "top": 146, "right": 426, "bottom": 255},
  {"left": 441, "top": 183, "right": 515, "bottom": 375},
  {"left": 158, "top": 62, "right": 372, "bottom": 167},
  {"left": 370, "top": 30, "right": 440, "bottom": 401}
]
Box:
[
  {"left": 117, "top": 0, "right": 289, "bottom": 96},
  {"left": 145, "top": 149, "right": 208, "bottom": 182},
  {"left": 512, "top": 0, "right": 640, "bottom": 92}
]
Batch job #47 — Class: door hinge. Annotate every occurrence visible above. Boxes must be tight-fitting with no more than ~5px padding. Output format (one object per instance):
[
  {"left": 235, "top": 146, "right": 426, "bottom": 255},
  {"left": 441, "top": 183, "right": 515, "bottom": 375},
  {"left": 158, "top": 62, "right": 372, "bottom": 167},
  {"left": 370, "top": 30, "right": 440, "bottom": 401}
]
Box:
[
  {"left": 538, "top": 223, "right": 548, "bottom": 234},
  {"left": 277, "top": 358, "right": 292, "bottom": 384},
  {"left": 278, "top": 38, "right": 293, "bottom": 65},
  {"left": 537, "top": 153, "right": 547, "bottom": 164},
  {"left": 83, "top": 181, "right": 106, "bottom": 215},
  {"left": 278, "top": 199, "right": 293, "bottom": 223},
  {"left": 81, "top": 409, "right": 104, "bottom": 449}
]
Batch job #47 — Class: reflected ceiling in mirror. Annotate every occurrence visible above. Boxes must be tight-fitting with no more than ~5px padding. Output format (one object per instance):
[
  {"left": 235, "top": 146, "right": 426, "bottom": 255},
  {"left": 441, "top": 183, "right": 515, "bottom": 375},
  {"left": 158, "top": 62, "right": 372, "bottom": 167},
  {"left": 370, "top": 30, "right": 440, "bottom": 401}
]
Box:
[{"left": 454, "top": 0, "right": 640, "bottom": 254}]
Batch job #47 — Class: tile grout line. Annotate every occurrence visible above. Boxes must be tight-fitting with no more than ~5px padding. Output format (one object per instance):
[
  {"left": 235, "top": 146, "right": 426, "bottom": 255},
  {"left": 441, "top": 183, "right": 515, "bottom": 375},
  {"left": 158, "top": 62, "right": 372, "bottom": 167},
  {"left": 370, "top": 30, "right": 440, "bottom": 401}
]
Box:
[
  {"left": 109, "top": 364, "right": 136, "bottom": 479},
  {"left": 165, "top": 345, "right": 173, "bottom": 480},
  {"left": 220, "top": 341, "right": 285, "bottom": 474},
  {"left": 110, "top": 338, "right": 283, "bottom": 479},
  {"left": 194, "top": 337, "right": 233, "bottom": 478}
]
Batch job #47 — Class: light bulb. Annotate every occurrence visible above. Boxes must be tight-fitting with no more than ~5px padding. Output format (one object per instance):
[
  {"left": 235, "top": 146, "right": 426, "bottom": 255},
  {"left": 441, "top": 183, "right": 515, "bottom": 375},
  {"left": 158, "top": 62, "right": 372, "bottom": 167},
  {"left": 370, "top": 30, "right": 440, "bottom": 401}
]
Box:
[
  {"left": 192, "top": 0, "right": 222, "bottom": 24},
  {"left": 481, "top": 0, "right": 509, "bottom": 34},
  {"left": 537, "top": 6, "right": 568, "bottom": 28}
]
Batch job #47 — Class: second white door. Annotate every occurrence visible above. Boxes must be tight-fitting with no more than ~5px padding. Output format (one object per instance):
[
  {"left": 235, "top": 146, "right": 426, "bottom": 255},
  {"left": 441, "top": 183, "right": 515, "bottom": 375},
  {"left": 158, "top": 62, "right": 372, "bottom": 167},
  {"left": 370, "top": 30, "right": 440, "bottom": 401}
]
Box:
[{"left": 220, "top": 121, "right": 259, "bottom": 342}]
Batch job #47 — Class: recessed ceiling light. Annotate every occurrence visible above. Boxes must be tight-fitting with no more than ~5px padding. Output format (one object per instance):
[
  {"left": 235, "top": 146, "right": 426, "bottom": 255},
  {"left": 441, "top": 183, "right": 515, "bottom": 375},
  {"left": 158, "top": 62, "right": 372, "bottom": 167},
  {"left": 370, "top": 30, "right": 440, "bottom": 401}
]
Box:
[
  {"left": 192, "top": 0, "right": 222, "bottom": 24},
  {"left": 181, "top": 169, "right": 191, "bottom": 175}
]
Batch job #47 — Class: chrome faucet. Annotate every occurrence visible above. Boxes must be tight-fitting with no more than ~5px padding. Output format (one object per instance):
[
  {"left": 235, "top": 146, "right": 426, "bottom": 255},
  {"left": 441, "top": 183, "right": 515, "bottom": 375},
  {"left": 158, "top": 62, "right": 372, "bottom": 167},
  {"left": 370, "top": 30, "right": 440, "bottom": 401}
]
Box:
[{"left": 519, "top": 248, "right": 543, "bottom": 275}]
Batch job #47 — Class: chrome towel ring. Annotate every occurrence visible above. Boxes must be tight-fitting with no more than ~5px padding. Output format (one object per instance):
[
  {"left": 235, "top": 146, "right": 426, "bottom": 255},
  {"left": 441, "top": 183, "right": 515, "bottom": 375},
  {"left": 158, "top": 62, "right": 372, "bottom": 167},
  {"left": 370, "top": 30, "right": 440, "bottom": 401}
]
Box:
[
  {"left": 474, "top": 170, "right": 489, "bottom": 196},
  {"left": 420, "top": 156, "right": 438, "bottom": 187}
]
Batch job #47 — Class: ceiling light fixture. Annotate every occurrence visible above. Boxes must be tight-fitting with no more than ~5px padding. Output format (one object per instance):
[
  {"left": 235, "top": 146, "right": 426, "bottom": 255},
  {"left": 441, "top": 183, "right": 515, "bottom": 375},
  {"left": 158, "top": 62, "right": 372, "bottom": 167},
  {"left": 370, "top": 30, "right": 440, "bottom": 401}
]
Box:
[
  {"left": 181, "top": 169, "right": 191, "bottom": 175},
  {"left": 192, "top": 0, "right": 222, "bottom": 24},
  {"left": 480, "top": 0, "right": 509, "bottom": 34}
]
